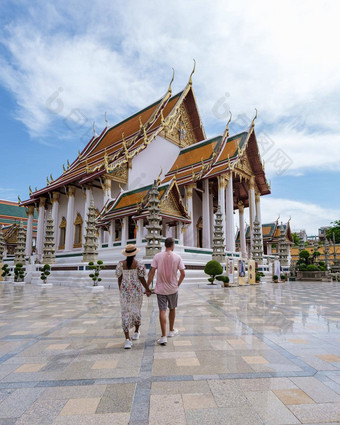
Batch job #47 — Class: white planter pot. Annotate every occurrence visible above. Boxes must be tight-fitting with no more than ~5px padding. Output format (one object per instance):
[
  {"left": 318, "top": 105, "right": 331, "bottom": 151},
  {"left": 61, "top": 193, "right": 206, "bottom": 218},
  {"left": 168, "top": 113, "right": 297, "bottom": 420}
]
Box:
[
  {"left": 37, "top": 283, "right": 53, "bottom": 288},
  {"left": 86, "top": 285, "right": 104, "bottom": 292}
]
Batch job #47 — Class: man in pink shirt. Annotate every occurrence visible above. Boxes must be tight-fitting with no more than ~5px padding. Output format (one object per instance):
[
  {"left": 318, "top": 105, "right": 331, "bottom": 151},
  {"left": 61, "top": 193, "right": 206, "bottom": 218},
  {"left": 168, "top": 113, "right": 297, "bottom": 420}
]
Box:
[{"left": 147, "top": 237, "right": 185, "bottom": 345}]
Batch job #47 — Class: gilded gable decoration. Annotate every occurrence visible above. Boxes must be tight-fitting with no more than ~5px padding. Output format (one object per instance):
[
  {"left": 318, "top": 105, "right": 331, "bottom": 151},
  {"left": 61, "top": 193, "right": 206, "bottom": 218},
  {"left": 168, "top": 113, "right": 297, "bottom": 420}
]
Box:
[{"left": 164, "top": 104, "right": 197, "bottom": 147}]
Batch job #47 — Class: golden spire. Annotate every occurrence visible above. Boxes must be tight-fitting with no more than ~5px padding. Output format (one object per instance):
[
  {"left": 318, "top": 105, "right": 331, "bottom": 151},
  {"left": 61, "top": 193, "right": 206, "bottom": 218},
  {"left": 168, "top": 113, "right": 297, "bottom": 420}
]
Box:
[
  {"left": 225, "top": 111, "right": 232, "bottom": 137},
  {"left": 78, "top": 150, "right": 81, "bottom": 159},
  {"left": 50, "top": 174, "right": 53, "bottom": 182},
  {"left": 139, "top": 116, "right": 143, "bottom": 130},
  {"left": 18, "top": 195, "right": 21, "bottom": 204},
  {"left": 168, "top": 67, "right": 175, "bottom": 95},
  {"left": 251, "top": 108, "right": 258, "bottom": 128},
  {"left": 67, "top": 160, "right": 70, "bottom": 169},
  {"left": 46, "top": 176, "right": 50, "bottom": 185},
  {"left": 105, "top": 112, "right": 109, "bottom": 126},
  {"left": 189, "top": 59, "right": 196, "bottom": 86},
  {"left": 29, "top": 186, "right": 32, "bottom": 196},
  {"left": 63, "top": 164, "right": 66, "bottom": 173}
]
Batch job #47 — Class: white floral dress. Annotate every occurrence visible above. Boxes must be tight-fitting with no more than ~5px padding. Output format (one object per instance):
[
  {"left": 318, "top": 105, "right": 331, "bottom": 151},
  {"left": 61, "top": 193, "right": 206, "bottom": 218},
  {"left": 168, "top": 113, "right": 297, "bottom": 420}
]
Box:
[{"left": 116, "top": 261, "right": 147, "bottom": 333}]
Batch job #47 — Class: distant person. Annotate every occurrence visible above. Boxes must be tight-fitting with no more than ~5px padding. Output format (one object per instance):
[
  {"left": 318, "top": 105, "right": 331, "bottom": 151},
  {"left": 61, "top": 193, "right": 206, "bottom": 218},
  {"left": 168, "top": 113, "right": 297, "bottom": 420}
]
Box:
[
  {"left": 116, "top": 244, "right": 151, "bottom": 349},
  {"left": 147, "top": 237, "right": 185, "bottom": 345}
]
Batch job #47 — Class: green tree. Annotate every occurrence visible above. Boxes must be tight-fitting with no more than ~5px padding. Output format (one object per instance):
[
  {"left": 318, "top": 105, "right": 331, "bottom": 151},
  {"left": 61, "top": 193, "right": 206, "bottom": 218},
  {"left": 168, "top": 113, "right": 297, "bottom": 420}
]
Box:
[
  {"left": 326, "top": 221, "right": 340, "bottom": 244},
  {"left": 292, "top": 232, "right": 300, "bottom": 246}
]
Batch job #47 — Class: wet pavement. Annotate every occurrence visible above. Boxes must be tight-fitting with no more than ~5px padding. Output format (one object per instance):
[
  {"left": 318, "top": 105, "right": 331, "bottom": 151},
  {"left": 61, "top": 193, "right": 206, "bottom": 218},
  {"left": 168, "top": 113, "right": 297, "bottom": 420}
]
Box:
[{"left": 1, "top": 281, "right": 340, "bottom": 424}]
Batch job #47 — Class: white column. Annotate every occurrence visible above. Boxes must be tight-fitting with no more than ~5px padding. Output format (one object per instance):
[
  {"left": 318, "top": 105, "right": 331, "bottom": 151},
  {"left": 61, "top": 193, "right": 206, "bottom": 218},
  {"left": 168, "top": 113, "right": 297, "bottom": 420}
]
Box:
[
  {"left": 209, "top": 181, "right": 214, "bottom": 244},
  {"left": 177, "top": 222, "right": 184, "bottom": 245},
  {"left": 121, "top": 217, "right": 129, "bottom": 246},
  {"left": 64, "top": 186, "right": 76, "bottom": 251},
  {"left": 103, "top": 178, "right": 111, "bottom": 204},
  {"left": 25, "top": 206, "right": 35, "bottom": 257},
  {"left": 51, "top": 192, "right": 60, "bottom": 246},
  {"left": 108, "top": 219, "right": 115, "bottom": 247},
  {"left": 217, "top": 175, "right": 226, "bottom": 243},
  {"left": 249, "top": 176, "right": 256, "bottom": 230},
  {"left": 202, "top": 179, "right": 211, "bottom": 249},
  {"left": 255, "top": 193, "right": 262, "bottom": 223},
  {"left": 184, "top": 184, "right": 195, "bottom": 247},
  {"left": 83, "top": 185, "right": 92, "bottom": 242},
  {"left": 36, "top": 198, "right": 46, "bottom": 260},
  {"left": 136, "top": 218, "right": 143, "bottom": 244},
  {"left": 225, "top": 174, "right": 235, "bottom": 252},
  {"left": 238, "top": 201, "right": 247, "bottom": 258}
]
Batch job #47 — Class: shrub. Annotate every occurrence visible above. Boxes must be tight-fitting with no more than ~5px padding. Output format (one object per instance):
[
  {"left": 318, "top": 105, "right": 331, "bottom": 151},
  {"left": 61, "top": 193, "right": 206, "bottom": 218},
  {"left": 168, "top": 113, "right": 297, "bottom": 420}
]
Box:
[
  {"left": 14, "top": 263, "right": 25, "bottom": 282},
  {"left": 280, "top": 274, "right": 287, "bottom": 280},
  {"left": 216, "top": 275, "right": 230, "bottom": 286},
  {"left": 256, "top": 273, "right": 261, "bottom": 282},
  {"left": 40, "top": 264, "right": 51, "bottom": 283},
  {"left": 89, "top": 260, "right": 105, "bottom": 286},
  {"left": 1, "top": 264, "right": 11, "bottom": 280},
  {"left": 299, "top": 250, "right": 310, "bottom": 262},
  {"left": 299, "top": 264, "right": 307, "bottom": 271},
  {"left": 318, "top": 261, "right": 326, "bottom": 268},
  {"left": 204, "top": 260, "right": 223, "bottom": 285},
  {"left": 273, "top": 275, "right": 278, "bottom": 281},
  {"left": 306, "top": 264, "right": 319, "bottom": 271}
]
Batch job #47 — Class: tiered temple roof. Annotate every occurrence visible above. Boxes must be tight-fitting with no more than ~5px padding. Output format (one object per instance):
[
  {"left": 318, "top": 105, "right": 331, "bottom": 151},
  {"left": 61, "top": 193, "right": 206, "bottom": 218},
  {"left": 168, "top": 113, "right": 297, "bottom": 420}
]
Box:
[
  {"left": 236, "top": 221, "right": 293, "bottom": 244},
  {"left": 0, "top": 200, "right": 38, "bottom": 234}
]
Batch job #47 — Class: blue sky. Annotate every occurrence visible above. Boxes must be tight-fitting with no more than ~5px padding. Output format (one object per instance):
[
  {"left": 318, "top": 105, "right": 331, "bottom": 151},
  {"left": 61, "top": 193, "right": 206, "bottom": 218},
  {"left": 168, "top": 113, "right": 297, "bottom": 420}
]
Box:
[{"left": 0, "top": 0, "right": 339, "bottom": 234}]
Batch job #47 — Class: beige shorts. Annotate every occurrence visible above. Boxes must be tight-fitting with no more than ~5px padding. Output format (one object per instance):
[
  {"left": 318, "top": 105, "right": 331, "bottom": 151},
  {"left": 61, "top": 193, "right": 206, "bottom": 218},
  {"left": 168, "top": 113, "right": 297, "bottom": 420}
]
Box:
[{"left": 157, "top": 292, "right": 178, "bottom": 310}]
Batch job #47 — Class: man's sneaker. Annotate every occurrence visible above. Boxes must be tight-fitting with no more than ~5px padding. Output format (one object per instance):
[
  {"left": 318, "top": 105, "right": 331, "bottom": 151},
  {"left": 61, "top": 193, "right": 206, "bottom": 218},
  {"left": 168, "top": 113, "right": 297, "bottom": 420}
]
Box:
[
  {"left": 168, "top": 329, "right": 179, "bottom": 337},
  {"left": 132, "top": 331, "right": 140, "bottom": 340},
  {"left": 124, "top": 339, "right": 133, "bottom": 349},
  {"left": 157, "top": 336, "right": 167, "bottom": 346}
]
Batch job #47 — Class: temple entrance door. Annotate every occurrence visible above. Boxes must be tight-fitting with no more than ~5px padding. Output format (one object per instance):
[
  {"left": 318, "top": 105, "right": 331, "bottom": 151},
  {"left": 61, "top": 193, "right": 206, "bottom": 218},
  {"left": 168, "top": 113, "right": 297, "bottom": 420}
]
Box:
[{"left": 196, "top": 216, "right": 203, "bottom": 248}]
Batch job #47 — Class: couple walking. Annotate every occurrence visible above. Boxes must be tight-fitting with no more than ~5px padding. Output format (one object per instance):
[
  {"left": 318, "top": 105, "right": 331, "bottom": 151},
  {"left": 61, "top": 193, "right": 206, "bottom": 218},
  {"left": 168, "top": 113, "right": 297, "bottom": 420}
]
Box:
[{"left": 116, "top": 237, "right": 185, "bottom": 349}]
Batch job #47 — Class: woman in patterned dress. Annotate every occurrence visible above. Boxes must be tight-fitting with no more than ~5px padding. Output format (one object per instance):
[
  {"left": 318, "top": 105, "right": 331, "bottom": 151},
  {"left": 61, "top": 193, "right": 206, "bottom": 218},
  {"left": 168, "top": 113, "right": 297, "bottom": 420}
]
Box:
[{"left": 116, "top": 244, "right": 151, "bottom": 349}]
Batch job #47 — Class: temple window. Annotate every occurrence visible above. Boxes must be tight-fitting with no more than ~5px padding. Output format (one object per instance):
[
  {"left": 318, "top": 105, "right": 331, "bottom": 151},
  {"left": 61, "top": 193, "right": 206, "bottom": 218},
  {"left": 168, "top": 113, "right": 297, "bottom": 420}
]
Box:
[
  {"left": 73, "top": 213, "right": 83, "bottom": 248},
  {"left": 58, "top": 217, "right": 66, "bottom": 250}
]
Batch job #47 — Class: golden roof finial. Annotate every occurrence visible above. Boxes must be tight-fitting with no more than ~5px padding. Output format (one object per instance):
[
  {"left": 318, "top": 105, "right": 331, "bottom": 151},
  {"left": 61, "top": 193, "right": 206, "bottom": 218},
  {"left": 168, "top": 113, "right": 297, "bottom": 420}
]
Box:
[
  {"left": 157, "top": 168, "right": 163, "bottom": 185},
  {"left": 122, "top": 133, "right": 129, "bottom": 157},
  {"left": 18, "top": 195, "right": 21, "bottom": 204},
  {"left": 104, "top": 112, "right": 109, "bottom": 126},
  {"left": 225, "top": 111, "right": 232, "bottom": 136},
  {"left": 85, "top": 159, "right": 90, "bottom": 174},
  {"left": 35, "top": 187, "right": 38, "bottom": 192},
  {"left": 104, "top": 149, "right": 109, "bottom": 171},
  {"left": 92, "top": 121, "right": 97, "bottom": 137},
  {"left": 168, "top": 67, "right": 175, "bottom": 95},
  {"left": 78, "top": 150, "right": 81, "bottom": 159},
  {"left": 29, "top": 186, "right": 32, "bottom": 196},
  {"left": 62, "top": 163, "right": 66, "bottom": 173},
  {"left": 189, "top": 59, "right": 196, "bottom": 86},
  {"left": 139, "top": 116, "right": 143, "bottom": 130},
  {"left": 46, "top": 177, "right": 50, "bottom": 185},
  {"left": 143, "top": 125, "right": 148, "bottom": 142},
  {"left": 67, "top": 160, "right": 70, "bottom": 169},
  {"left": 50, "top": 174, "right": 53, "bottom": 182},
  {"left": 160, "top": 109, "right": 165, "bottom": 126},
  {"left": 251, "top": 108, "right": 258, "bottom": 128}
]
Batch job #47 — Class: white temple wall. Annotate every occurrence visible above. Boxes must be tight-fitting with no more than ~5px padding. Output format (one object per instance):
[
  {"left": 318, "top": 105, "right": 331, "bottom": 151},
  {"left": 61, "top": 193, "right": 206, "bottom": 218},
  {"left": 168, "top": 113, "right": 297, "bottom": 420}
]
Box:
[
  {"left": 92, "top": 187, "right": 104, "bottom": 211},
  {"left": 192, "top": 190, "right": 202, "bottom": 248},
  {"left": 74, "top": 189, "right": 85, "bottom": 222},
  {"left": 128, "top": 135, "right": 180, "bottom": 190},
  {"left": 56, "top": 194, "right": 67, "bottom": 250}
]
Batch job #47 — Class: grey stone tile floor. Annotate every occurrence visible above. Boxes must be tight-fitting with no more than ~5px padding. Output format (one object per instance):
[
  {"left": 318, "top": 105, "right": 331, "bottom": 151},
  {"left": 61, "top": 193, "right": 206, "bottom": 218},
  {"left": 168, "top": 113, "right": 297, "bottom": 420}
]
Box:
[{"left": 1, "top": 281, "right": 340, "bottom": 423}]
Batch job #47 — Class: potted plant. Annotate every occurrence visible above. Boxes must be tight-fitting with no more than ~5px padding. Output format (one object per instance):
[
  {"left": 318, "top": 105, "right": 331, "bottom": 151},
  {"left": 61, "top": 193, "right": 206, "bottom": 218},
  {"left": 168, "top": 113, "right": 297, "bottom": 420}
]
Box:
[
  {"left": 204, "top": 260, "right": 223, "bottom": 285},
  {"left": 256, "top": 273, "right": 261, "bottom": 283},
  {"left": 280, "top": 274, "right": 287, "bottom": 282},
  {"left": 40, "top": 264, "right": 51, "bottom": 285},
  {"left": 216, "top": 275, "right": 230, "bottom": 287},
  {"left": 1, "top": 264, "right": 11, "bottom": 281},
  {"left": 273, "top": 274, "right": 279, "bottom": 283},
  {"left": 14, "top": 263, "right": 25, "bottom": 284},
  {"left": 87, "top": 260, "right": 105, "bottom": 291}
]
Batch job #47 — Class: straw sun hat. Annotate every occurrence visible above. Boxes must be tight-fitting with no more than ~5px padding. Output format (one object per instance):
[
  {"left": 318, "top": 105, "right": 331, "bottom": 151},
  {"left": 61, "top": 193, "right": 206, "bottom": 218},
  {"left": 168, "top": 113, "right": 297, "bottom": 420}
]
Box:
[{"left": 121, "top": 244, "right": 140, "bottom": 257}]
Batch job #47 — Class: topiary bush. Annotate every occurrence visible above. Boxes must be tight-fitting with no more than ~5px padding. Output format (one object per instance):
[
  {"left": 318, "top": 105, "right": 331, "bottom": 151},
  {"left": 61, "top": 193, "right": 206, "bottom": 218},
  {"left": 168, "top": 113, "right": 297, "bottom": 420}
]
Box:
[
  {"left": 204, "top": 260, "right": 223, "bottom": 285},
  {"left": 273, "top": 274, "right": 279, "bottom": 282},
  {"left": 89, "top": 260, "right": 105, "bottom": 286},
  {"left": 216, "top": 275, "right": 230, "bottom": 287},
  {"left": 14, "top": 263, "right": 25, "bottom": 282},
  {"left": 1, "top": 264, "right": 11, "bottom": 281},
  {"left": 40, "top": 264, "right": 51, "bottom": 283},
  {"left": 306, "top": 264, "right": 319, "bottom": 271},
  {"left": 280, "top": 274, "right": 287, "bottom": 281}
]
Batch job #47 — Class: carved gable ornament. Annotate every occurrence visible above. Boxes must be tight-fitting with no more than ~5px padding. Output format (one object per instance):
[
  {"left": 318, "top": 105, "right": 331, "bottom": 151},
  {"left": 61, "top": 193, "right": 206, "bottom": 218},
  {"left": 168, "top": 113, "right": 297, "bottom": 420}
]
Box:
[
  {"left": 164, "top": 104, "right": 197, "bottom": 147},
  {"left": 235, "top": 154, "right": 253, "bottom": 178},
  {"left": 160, "top": 191, "right": 182, "bottom": 218}
]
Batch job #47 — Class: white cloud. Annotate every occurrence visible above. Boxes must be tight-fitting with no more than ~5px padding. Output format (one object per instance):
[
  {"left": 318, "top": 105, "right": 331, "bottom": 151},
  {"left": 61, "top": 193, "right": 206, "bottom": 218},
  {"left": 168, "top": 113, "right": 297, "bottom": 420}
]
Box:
[{"left": 0, "top": 0, "right": 340, "bottom": 174}]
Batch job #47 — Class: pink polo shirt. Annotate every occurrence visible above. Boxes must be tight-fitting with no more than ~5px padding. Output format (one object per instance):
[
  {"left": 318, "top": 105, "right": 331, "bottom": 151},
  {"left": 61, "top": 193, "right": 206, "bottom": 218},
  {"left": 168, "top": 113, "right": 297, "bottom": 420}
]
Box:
[{"left": 151, "top": 251, "right": 185, "bottom": 295}]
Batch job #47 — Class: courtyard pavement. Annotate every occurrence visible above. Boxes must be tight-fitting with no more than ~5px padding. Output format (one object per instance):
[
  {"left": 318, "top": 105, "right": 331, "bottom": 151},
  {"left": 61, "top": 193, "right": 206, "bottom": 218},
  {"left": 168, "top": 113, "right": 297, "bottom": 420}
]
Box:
[{"left": 1, "top": 281, "right": 340, "bottom": 424}]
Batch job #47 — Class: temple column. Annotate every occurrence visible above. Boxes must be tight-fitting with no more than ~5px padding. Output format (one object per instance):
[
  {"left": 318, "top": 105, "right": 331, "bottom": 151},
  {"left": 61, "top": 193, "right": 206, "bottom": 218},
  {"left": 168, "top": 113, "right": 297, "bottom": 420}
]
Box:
[
  {"left": 217, "top": 175, "right": 226, "bottom": 243},
  {"left": 184, "top": 183, "right": 195, "bottom": 247},
  {"left": 103, "top": 177, "right": 111, "bottom": 204},
  {"left": 64, "top": 186, "right": 76, "bottom": 251},
  {"left": 25, "top": 206, "right": 35, "bottom": 257},
  {"left": 36, "top": 198, "right": 46, "bottom": 260},
  {"left": 136, "top": 218, "right": 143, "bottom": 244},
  {"left": 249, "top": 176, "right": 256, "bottom": 230},
  {"left": 51, "top": 192, "right": 60, "bottom": 245},
  {"left": 121, "top": 217, "right": 129, "bottom": 246},
  {"left": 209, "top": 181, "right": 214, "bottom": 245},
  {"left": 238, "top": 201, "right": 247, "bottom": 258},
  {"left": 108, "top": 219, "right": 115, "bottom": 247},
  {"left": 225, "top": 173, "right": 235, "bottom": 252},
  {"left": 83, "top": 185, "right": 92, "bottom": 242},
  {"left": 202, "top": 179, "right": 211, "bottom": 249},
  {"left": 177, "top": 222, "right": 184, "bottom": 245}
]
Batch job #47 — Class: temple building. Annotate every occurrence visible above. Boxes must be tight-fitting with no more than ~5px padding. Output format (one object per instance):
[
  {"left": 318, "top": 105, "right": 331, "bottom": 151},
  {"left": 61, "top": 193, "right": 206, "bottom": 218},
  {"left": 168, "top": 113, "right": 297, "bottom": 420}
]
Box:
[
  {"left": 0, "top": 200, "right": 38, "bottom": 256},
  {"left": 19, "top": 70, "right": 271, "bottom": 273}
]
